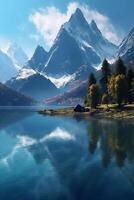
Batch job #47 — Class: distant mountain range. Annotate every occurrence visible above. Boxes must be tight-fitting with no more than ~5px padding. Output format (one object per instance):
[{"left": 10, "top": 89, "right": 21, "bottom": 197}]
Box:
[
  {"left": 0, "top": 8, "right": 134, "bottom": 105},
  {"left": 0, "top": 50, "right": 17, "bottom": 82},
  {"left": 7, "top": 43, "right": 28, "bottom": 67},
  {"left": 0, "top": 44, "right": 28, "bottom": 83}
]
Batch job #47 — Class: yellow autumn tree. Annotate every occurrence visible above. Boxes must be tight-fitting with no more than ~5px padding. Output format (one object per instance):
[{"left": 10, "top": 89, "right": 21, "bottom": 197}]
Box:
[{"left": 108, "top": 75, "right": 128, "bottom": 107}]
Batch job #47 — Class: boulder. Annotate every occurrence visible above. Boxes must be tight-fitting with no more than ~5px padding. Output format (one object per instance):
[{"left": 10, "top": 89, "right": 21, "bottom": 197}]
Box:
[{"left": 74, "top": 104, "right": 86, "bottom": 112}]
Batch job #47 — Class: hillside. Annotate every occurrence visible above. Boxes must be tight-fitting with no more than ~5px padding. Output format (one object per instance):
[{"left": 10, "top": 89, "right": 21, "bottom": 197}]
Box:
[{"left": 0, "top": 83, "right": 36, "bottom": 106}]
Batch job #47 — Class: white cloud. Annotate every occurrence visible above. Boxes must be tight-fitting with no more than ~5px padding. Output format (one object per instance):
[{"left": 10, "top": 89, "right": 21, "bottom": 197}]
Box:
[{"left": 29, "top": 2, "right": 120, "bottom": 48}]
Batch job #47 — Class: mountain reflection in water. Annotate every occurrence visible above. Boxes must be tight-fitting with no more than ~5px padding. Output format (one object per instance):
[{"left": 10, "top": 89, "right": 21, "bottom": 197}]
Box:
[{"left": 0, "top": 109, "right": 134, "bottom": 200}]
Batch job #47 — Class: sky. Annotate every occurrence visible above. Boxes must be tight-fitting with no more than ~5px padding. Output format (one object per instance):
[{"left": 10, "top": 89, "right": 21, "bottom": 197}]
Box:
[{"left": 0, "top": 0, "right": 134, "bottom": 57}]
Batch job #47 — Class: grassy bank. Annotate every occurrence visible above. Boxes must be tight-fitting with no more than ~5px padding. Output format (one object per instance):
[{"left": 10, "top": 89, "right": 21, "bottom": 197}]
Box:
[{"left": 39, "top": 104, "right": 134, "bottom": 120}]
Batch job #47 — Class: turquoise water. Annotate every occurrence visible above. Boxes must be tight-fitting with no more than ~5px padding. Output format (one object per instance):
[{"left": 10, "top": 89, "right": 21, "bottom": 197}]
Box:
[{"left": 0, "top": 109, "right": 134, "bottom": 200}]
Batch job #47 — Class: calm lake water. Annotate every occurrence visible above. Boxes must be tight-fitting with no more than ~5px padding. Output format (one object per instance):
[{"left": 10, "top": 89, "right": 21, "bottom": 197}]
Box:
[{"left": 0, "top": 108, "right": 134, "bottom": 200}]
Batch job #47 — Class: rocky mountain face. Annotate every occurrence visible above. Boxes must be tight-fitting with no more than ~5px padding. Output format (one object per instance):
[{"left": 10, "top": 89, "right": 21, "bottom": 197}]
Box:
[
  {"left": 43, "top": 8, "right": 117, "bottom": 77},
  {"left": 28, "top": 45, "right": 48, "bottom": 72},
  {"left": 6, "top": 68, "right": 59, "bottom": 100},
  {"left": 117, "top": 27, "right": 134, "bottom": 64}
]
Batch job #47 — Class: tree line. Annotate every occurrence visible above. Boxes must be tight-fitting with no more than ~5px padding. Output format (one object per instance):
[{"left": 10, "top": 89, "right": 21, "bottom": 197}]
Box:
[{"left": 85, "top": 57, "right": 134, "bottom": 108}]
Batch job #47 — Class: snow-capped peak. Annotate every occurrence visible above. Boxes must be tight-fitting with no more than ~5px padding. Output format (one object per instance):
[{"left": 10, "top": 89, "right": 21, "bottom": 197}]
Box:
[
  {"left": 7, "top": 43, "right": 28, "bottom": 67},
  {"left": 43, "top": 8, "right": 117, "bottom": 78},
  {"left": 63, "top": 9, "right": 117, "bottom": 61}
]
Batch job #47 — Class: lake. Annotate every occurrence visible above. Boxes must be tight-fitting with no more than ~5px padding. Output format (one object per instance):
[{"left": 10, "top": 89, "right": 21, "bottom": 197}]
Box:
[{"left": 0, "top": 108, "right": 134, "bottom": 200}]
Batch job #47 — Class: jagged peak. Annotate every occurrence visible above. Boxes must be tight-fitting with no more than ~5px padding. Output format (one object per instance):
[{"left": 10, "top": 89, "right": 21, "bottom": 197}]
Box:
[
  {"left": 69, "top": 7, "right": 87, "bottom": 24},
  {"left": 90, "top": 20, "right": 102, "bottom": 35},
  {"left": 35, "top": 45, "right": 46, "bottom": 52},
  {"left": 90, "top": 20, "right": 97, "bottom": 29},
  {"left": 74, "top": 8, "right": 83, "bottom": 17},
  {"left": 33, "top": 45, "right": 47, "bottom": 56}
]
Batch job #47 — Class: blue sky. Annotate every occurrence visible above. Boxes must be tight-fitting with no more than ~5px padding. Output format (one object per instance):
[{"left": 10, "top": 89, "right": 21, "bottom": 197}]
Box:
[{"left": 0, "top": 0, "right": 134, "bottom": 57}]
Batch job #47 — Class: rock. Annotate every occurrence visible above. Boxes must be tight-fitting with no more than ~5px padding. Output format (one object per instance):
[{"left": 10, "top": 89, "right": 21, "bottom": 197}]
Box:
[{"left": 74, "top": 104, "right": 86, "bottom": 112}]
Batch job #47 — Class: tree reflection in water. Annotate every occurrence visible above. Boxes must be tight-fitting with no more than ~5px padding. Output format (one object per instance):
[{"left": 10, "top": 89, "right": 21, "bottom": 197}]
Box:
[{"left": 87, "top": 119, "right": 134, "bottom": 168}]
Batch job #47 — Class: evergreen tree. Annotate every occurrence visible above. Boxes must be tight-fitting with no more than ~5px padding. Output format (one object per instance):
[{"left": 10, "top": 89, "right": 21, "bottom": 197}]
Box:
[
  {"left": 101, "top": 59, "right": 111, "bottom": 76},
  {"left": 115, "top": 57, "right": 126, "bottom": 75},
  {"left": 85, "top": 73, "right": 96, "bottom": 106},
  {"left": 88, "top": 73, "right": 96, "bottom": 86},
  {"left": 89, "top": 84, "right": 100, "bottom": 108},
  {"left": 100, "top": 59, "right": 111, "bottom": 93}
]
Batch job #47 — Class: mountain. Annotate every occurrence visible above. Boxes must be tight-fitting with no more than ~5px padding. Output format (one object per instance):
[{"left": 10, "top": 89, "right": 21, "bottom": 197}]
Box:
[
  {"left": 44, "top": 28, "right": 96, "bottom": 75},
  {"left": 7, "top": 43, "right": 28, "bottom": 67},
  {"left": 0, "top": 50, "right": 17, "bottom": 82},
  {"left": 117, "top": 27, "right": 134, "bottom": 64},
  {"left": 44, "top": 80, "right": 87, "bottom": 106},
  {"left": 6, "top": 68, "right": 59, "bottom": 100},
  {"left": 0, "top": 83, "right": 35, "bottom": 106},
  {"left": 64, "top": 9, "right": 117, "bottom": 60},
  {"left": 28, "top": 45, "right": 48, "bottom": 72},
  {"left": 43, "top": 8, "right": 117, "bottom": 77}
]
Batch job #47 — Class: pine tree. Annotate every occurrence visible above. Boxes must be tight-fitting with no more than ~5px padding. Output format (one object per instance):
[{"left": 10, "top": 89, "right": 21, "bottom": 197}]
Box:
[
  {"left": 100, "top": 59, "right": 111, "bottom": 93},
  {"left": 115, "top": 57, "right": 126, "bottom": 75},
  {"left": 88, "top": 73, "right": 96, "bottom": 86},
  {"left": 101, "top": 59, "right": 111, "bottom": 76},
  {"left": 85, "top": 73, "right": 96, "bottom": 106}
]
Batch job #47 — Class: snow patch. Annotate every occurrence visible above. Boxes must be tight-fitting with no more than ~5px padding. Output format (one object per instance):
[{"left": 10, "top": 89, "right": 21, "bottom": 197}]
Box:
[
  {"left": 45, "top": 74, "right": 75, "bottom": 88},
  {"left": 16, "top": 68, "right": 36, "bottom": 80}
]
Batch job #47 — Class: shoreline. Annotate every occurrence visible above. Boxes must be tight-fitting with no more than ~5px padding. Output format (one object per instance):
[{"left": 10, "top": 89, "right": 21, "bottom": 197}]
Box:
[{"left": 38, "top": 105, "right": 134, "bottom": 121}]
